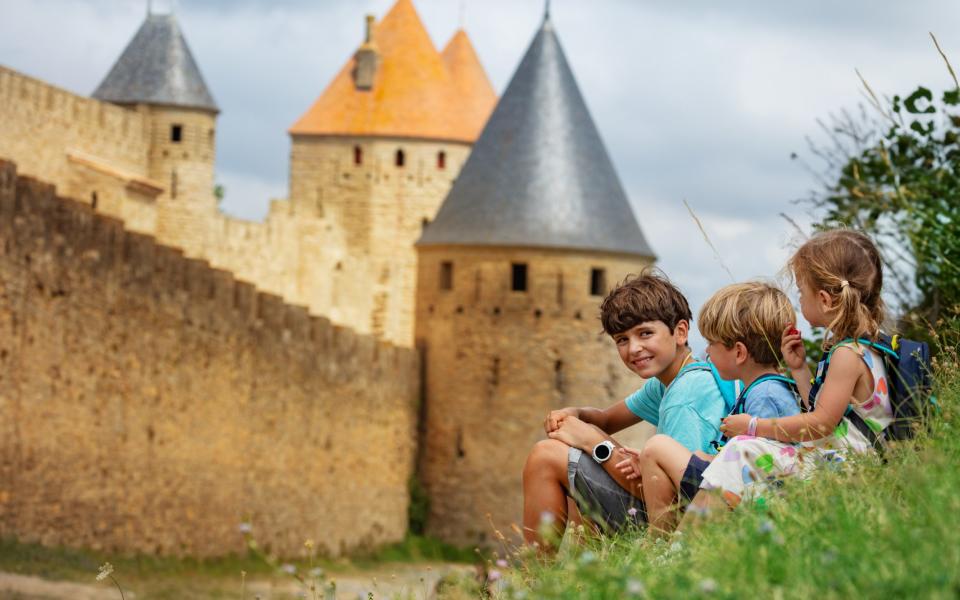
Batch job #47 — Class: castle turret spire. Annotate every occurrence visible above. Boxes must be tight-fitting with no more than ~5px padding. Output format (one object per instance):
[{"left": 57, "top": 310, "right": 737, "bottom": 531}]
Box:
[
  {"left": 418, "top": 16, "right": 654, "bottom": 259},
  {"left": 93, "top": 12, "right": 218, "bottom": 113}
]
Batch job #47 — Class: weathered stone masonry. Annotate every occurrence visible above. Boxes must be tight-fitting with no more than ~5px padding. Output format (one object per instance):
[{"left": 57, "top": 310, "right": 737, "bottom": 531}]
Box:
[{"left": 0, "top": 160, "right": 418, "bottom": 557}]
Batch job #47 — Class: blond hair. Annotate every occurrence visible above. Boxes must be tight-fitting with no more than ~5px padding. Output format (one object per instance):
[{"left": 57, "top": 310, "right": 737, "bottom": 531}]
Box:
[
  {"left": 788, "top": 229, "right": 885, "bottom": 348},
  {"left": 698, "top": 282, "right": 796, "bottom": 366}
]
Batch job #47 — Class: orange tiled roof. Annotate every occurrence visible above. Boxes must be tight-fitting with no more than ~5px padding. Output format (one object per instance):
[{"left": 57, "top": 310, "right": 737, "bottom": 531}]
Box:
[
  {"left": 289, "top": 0, "right": 492, "bottom": 143},
  {"left": 441, "top": 29, "right": 497, "bottom": 141}
]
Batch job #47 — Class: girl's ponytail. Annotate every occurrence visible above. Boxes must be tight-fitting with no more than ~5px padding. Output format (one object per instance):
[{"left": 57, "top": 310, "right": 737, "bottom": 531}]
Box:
[{"left": 825, "top": 278, "right": 880, "bottom": 346}]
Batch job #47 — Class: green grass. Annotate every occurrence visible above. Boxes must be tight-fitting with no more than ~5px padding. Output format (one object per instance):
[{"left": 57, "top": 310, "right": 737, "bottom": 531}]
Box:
[{"left": 464, "top": 348, "right": 960, "bottom": 599}]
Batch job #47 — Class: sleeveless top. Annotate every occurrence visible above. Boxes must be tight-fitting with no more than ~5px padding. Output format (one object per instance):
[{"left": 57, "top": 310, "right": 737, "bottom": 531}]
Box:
[{"left": 803, "top": 342, "right": 893, "bottom": 454}]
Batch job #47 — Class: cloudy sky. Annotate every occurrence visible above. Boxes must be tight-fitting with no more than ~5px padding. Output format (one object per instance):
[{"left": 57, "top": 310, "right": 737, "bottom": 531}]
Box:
[{"left": 3, "top": 0, "right": 959, "bottom": 350}]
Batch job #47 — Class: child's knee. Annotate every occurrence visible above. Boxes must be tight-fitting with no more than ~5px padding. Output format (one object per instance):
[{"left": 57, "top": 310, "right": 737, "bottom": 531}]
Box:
[
  {"left": 524, "top": 439, "right": 569, "bottom": 479},
  {"left": 642, "top": 434, "right": 675, "bottom": 460}
]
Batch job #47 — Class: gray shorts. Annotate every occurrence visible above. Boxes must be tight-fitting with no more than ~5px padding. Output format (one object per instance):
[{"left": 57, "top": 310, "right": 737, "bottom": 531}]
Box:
[{"left": 567, "top": 447, "right": 646, "bottom": 532}]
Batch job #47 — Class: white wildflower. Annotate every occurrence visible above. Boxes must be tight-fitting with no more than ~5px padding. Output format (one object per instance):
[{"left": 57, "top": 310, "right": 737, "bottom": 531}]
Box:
[
  {"left": 700, "top": 578, "right": 717, "bottom": 593},
  {"left": 96, "top": 562, "right": 114, "bottom": 582},
  {"left": 281, "top": 563, "right": 297, "bottom": 575},
  {"left": 238, "top": 522, "right": 253, "bottom": 534},
  {"left": 758, "top": 519, "right": 776, "bottom": 534},
  {"left": 626, "top": 578, "right": 646, "bottom": 596}
]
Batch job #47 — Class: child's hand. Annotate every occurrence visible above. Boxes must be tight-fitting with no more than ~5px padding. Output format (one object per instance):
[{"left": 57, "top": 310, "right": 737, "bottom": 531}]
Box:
[
  {"left": 547, "top": 416, "right": 605, "bottom": 452},
  {"left": 721, "top": 413, "right": 752, "bottom": 437},
  {"left": 614, "top": 447, "right": 643, "bottom": 480},
  {"left": 781, "top": 324, "right": 806, "bottom": 372},
  {"left": 544, "top": 407, "right": 580, "bottom": 434}
]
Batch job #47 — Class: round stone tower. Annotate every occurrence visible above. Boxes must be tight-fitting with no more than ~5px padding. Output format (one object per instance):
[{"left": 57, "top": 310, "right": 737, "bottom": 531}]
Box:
[
  {"left": 93, "top": 10, "right": 219, "bottom": 253},
  {"left": 415, "top": 10, "right": 656, "bottom": 546},
  {"left": 287, "top": 0, "right": 495, "bottom": 346}
]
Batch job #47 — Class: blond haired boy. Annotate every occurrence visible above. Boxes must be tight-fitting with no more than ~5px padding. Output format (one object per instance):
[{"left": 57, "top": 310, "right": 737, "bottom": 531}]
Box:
[{"left": 616, "top": 281, "right": 801, "bottom": 534}]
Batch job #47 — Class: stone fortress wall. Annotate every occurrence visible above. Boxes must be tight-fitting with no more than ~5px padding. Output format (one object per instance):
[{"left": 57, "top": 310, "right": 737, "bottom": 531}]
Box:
[
  {"left": 0, "top": 67, "right": 157, "bottom": 232},
  {"left": 0, "top": 66, "right": 467, "bottom": 349},
  {"left": 0, "top": 160, "right": 419, "bottom": 557}
]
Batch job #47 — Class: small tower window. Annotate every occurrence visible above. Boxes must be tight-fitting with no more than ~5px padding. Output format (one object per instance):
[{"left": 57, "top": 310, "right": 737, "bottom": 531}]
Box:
[
  {"left": 395, "top": 148, "right": 405, "bottom": 167},
  {"left": 590, "top": 268, "right": 607, "bottom": 296},
  {"left": 511, "top": 263, "right": 528, "bottom": 292},
  {"left": 170, "top": 124, "right": 183, "bottom": 143},
  {"left": 90, "top": 191, "right": 98, "bottom": 209},
  {"left": 439, "top": 261, "right": 453, "bottom": 291},
  {"left": 354, "top": 145, "right": 363, "bottom": 166},
  {"left": 437, "top": 150, "right": 446, "bottom": 169}
]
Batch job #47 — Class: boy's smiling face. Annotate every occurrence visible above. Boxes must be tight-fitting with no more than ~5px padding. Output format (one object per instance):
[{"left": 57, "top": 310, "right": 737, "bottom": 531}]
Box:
[{"left": 613, "top": 320, "right": 686, "bottom": 379}]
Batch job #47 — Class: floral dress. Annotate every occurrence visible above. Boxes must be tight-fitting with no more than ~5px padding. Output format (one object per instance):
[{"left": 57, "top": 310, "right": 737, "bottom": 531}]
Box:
[{"left": 699, "top": 344, "right": 893, "bottom": 507}]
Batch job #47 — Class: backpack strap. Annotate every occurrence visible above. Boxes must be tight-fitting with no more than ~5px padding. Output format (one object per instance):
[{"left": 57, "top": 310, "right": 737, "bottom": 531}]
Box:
[
  {"left": 807, "top": 337, "right": 873, "bottom": 409},
  {"left": 674, "top": 361, "right": 740, "bottom": 414},
  {"left": 807, "top": 338, "right": 887, "bottom": 452},
  {"left": 730, "top": 374, "right": 798, "bottom": 416}
]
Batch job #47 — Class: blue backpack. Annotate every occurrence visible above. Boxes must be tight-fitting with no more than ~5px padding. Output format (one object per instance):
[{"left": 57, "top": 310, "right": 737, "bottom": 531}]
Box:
[{"left": 808, "top": 334, "right": 934, "bottom": 447}]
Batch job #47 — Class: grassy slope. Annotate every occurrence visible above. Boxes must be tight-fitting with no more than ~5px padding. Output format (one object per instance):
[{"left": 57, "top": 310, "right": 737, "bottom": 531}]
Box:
[{"left": 464, "top": 356, "right": 960, "bottom": 600}]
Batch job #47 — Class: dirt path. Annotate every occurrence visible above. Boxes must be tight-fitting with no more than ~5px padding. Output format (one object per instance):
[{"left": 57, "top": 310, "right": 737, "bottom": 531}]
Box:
[{"left": 0, "top": 563, "right": 476, "bottom": 599}]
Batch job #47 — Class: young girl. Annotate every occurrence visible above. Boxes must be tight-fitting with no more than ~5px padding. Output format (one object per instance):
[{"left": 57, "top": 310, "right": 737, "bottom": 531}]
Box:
[{"left": 692, "top": 229, "right": 893, "bottom": 509}]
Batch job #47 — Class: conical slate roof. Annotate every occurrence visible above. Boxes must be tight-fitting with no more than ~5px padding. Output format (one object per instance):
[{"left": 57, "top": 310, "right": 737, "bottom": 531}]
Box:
[
  {"left": 93, "top": 13, "right": 218, "bottom": 112},
  {"left": 418, "top": 16, "right": 654, "bottom": 258}
]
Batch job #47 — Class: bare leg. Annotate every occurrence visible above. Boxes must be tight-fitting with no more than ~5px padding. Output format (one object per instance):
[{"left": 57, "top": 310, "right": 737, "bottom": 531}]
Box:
[
  {"left": 522, "top": 439, "right": 572, "bottom": 551},
  {"left": 640, "top": 435, "right": 695, "bottom": 537}
]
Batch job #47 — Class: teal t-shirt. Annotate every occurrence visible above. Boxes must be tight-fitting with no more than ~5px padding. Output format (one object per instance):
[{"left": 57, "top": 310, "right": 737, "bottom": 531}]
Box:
[{"left": 624, "top": 369, "right": 728, "bottom": 454}]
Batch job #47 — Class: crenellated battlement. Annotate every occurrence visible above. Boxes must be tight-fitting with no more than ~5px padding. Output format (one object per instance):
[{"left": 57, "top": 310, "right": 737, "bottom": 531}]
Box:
[{"left": 0, "top": 66, "right": 148, "bottom": 166}]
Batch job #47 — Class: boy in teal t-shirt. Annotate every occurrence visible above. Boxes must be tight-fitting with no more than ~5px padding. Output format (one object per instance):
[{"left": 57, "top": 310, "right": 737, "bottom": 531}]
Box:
[
  {"left": 521, "top": 271, "right": 735, "bottom": 551},
  {"left": 623, "top": 368, "right": 733, "bottom": 455}
]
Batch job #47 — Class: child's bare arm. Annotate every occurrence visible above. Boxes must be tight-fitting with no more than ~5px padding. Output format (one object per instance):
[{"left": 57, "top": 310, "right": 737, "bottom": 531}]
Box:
[
  {"left": 545, "top": 401, "right": 640, "bottom": 435},
  {"left": 725, "top": 349, "right": 862, "bottom": 442}
]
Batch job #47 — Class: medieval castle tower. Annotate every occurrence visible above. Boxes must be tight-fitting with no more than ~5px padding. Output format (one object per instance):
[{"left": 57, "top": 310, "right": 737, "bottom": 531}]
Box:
[
  {"left": 416, "top": 10, "right": 654, "bottom": 544},
  {"left": 0, "top": 1, "right": 653, "bottom": 553}
]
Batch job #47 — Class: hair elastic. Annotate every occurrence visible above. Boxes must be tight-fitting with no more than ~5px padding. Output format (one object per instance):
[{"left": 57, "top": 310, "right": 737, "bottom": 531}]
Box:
[{"left": 840, "top": 279, "right": 850, "bottom": 289}]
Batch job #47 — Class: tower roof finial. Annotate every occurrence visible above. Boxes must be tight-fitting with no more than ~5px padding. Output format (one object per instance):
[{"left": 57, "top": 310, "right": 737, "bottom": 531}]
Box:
[{"left": 544, "top": 0, "right": 551, "bottom": 22}]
